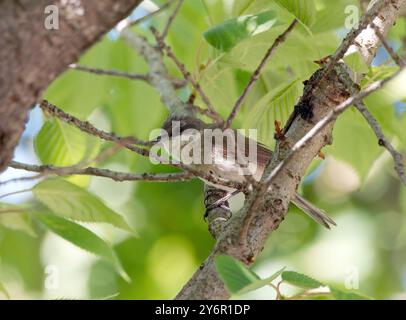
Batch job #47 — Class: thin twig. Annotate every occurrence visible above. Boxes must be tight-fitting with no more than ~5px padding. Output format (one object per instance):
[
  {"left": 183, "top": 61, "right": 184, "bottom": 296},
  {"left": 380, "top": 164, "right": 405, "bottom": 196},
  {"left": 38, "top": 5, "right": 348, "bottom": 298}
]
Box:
[
  {"left": 161, "top": 0, "right": 184, "bottom": 39},
  {"left": 151, "top": 27, "right": 223, "bottom": 123},
  {"left": 224, "top": 19, "right": 298, "bottom": 129},
  {"left": 40, "top": 100, "right": 150, "bottom": 156},
  {"left": 187, "top": 104, "right": 220, "bottom": 119},
  {"left": 355, "top": 102, "right": 406, "bottom": 185},
  {"left": 0, "top": 174, "right": 42, "bottom": 187},
  {"left": 371, "top": 23, "right": 405, "bottom": 67},
  {"left": 128, "top": 1, "right": 172, "bottom": 27},
  {"left": 69, "top": 64, "right": 187, "bottom": 89},
  {"left": 0, "top": 188, "right": 32, "bottom": 200},
  {"left": 9, "top": 161, "right": 194, "bottom": 183},
  {"left": 70, "top": 64, "right": 150, "bottom": 81}
]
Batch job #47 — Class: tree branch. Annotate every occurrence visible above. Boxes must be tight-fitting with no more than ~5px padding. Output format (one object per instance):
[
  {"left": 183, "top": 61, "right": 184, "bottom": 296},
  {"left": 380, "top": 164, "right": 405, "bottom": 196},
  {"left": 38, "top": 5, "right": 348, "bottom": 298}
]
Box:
[
  {"left": 40, "top": 100, "right": 150, "bottom": 156},
  {"left": 128, "top": 1, "right": 171, "bottom": 27},
  {"left": 371, "top": 22, "right": 405, "bottom": 67},
  {"left": 69, "top": 64, "right": 150, "bottom": 81},
  {"left": 8, "top": 161, "right": 193, "bottom": 183},
  {"left": 355, "top": 102, "right": 406, "bottom": 185},
  {"left": 161, "top": 0, "right": 184, "bottom": 39},
  {"left": 69, "top": 64, "right": 187, "bottom": 88},
  {"left": 151, "top": 28, "right": 223, "bottom": 123},
  {"left": 118, "top": 28, "right": 190, "bottom": 115}
]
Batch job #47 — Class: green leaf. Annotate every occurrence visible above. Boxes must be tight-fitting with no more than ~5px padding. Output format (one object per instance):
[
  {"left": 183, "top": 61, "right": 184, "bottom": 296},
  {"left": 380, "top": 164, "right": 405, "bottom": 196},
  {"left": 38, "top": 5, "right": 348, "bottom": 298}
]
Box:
[
  {"left": 344, "top": 51, "right": 369, "bottom": 74},
  {"left": 0, "top": 281, "right": 10, "bottom": 299},
  {"left": 215, "top": 255, "right": 260, "bottom": 294},
  {"left": 243, "top": 79, "right": 301, "bottom": 145},
  {"left": 35, "top": 118, "right": 87, "bottom": 166},
  {"left": 36, "top": 212, "right": 129, "bottom": 281},
  {"left": 0, "top": 203, "right": 36, "bottom": 237},
  {"left": 219, "top": 28, "right": 337, "bottom": 73},
  {"left": 203, "top": 11, "right": 279, "bottom": 52},
  {"left": 232, "top": 0, "right": 257, "bottom": 16},
  {"left": 32, "top": 179, "right": 133, "bottom": 233},
  {"left": 274, "top": 0, "right": 316, "bottom": 28},
  {"left": 329, "top": 286, "right": 372, "bottom": 300},
  {"left": 281, "top": 271, "right": 323, "bottom": 289},
  {"left": 34, "top": 118, "right": 100, "bottom": 186},
  {"left": 238, "top": 267, "right": 286, "bottom": 294},
  {"left": 401, "top": 188, "right": 406, "bottom": 214},
  {"left": 326, "top": 108, "right": 382, "bottom": 182}
]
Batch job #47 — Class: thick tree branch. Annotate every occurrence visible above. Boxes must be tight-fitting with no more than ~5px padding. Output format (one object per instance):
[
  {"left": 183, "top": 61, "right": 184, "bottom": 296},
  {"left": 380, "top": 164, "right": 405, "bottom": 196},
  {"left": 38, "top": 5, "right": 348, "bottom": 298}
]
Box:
[
  {"left": 176, "top": 0, "right": 406, "bottom": 300},
  {"left": 0, "top": 0, "right": 143, "bottom": 173}
]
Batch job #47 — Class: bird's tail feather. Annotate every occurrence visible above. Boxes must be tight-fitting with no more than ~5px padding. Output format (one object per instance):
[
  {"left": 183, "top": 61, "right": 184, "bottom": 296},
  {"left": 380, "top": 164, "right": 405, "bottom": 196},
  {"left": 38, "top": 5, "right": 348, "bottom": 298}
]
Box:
[{"left": 292, "top": 194, "right": 336, "bottom": 229}]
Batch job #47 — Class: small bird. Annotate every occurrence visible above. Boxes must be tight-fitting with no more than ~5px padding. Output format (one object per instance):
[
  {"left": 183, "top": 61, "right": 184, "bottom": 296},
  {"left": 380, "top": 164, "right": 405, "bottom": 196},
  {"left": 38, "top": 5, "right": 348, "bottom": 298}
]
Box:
[{"left": 154, "top": 114, "right": 336, "bottom": 229}]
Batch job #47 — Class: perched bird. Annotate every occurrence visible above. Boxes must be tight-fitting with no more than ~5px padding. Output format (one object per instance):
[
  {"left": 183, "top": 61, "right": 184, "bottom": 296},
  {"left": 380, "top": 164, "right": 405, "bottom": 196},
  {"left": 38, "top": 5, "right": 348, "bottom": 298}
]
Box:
[{"left": 153, "top": 114, "right": 336, "bottom": 229}]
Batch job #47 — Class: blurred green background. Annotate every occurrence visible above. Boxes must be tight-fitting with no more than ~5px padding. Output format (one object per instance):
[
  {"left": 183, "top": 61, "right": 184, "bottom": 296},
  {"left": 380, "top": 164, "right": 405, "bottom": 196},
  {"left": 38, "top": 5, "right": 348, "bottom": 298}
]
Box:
[{"left": 0, "top": 0, "right": 406, "bottom": 299}]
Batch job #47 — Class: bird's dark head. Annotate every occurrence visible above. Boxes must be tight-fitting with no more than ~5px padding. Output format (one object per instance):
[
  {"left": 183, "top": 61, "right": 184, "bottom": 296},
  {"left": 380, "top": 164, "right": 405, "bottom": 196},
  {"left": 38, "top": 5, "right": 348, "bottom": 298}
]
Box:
[{"left": 161, "top": 114, "right": 206, "bottom": 138}]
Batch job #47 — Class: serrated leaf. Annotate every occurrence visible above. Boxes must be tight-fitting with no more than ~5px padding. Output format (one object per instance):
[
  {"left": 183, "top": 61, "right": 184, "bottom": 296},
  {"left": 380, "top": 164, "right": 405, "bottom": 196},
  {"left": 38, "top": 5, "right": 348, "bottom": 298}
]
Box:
[
  {"left": 362, "top": 66, "right": 398, "bottom": 86},
  {"left": 32, "top": 179, "right": 133, "bottom": 233},
  {"left": 0, "top": 203, "right": 36, "bottom": 237},
  {"left": 344, "top": 51, "right": 369, "bottom": 74},
  {"left": 238, "top": 267, "right": 286, "bottom": 294},
  {"left": 244, "top": 79, "right": 301, "bottom": 144},
  {"left": 34, "top": 118, "right": 100, "bottom": 186},
  {"left": 219, "top": 28, "right": 337, "bottom": 74},
  {"left": 215, "top": 255, "right": 260, "bottom": 294},
  {"left": 0, "top": 281, "right": 10, "bottom": 299},
  {"left": 203, "top": 11, "right": 279, "bottom": 52},
  {"left": 35, "top": 118, "right": 87, "bottom": 166},
  {"left": 35, "top": 212, "right": 129, "bottom": 281},
  {"left": 329, "top": 286, "right": 372, "bottom": 300},
  {"left": 274, "top": 0, "right": 316, "bottom": 29},
  {"left": 281, "top": 271, "right": 323, "bottom": 289}
]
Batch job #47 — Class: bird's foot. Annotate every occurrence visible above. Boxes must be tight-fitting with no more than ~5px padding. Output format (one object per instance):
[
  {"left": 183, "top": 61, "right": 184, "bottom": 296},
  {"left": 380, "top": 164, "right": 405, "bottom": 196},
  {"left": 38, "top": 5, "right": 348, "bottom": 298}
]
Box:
[
  {"left": 204, "top": 203, "right": 232, "bottom": 221},
  {"left": 203, "top": 190, "right": 239, "bottom": 221}
]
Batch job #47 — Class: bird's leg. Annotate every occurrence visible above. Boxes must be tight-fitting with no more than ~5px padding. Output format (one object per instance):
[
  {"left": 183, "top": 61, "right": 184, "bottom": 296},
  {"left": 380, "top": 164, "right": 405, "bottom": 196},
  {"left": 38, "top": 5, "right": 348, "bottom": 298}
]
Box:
[{"left": 204, "top": 190, "right": 240, "bottom": 220}]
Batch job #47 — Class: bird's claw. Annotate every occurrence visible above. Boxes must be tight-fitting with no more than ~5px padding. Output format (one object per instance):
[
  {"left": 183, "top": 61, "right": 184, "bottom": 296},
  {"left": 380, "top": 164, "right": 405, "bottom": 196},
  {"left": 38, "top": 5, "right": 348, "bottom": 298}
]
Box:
[{"left": 204, "top": 202, "right": 232, "bottom": 221}]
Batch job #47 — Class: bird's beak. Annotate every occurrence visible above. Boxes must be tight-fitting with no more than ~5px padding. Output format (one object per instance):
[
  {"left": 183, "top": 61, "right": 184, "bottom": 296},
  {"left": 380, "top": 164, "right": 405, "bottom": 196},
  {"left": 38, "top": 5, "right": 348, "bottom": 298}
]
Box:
[{"left": 149, "top": 136, "right": 161, "bottom": 144}]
